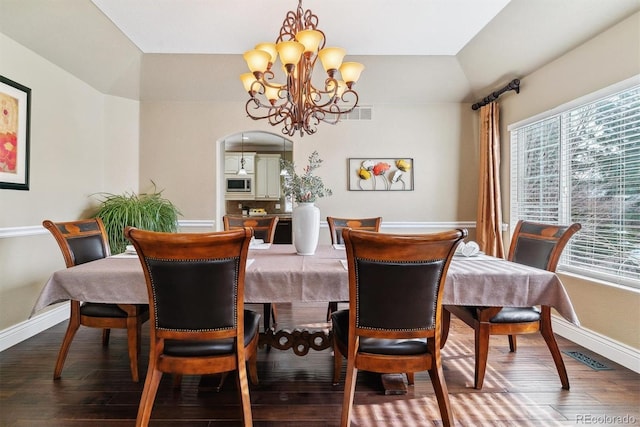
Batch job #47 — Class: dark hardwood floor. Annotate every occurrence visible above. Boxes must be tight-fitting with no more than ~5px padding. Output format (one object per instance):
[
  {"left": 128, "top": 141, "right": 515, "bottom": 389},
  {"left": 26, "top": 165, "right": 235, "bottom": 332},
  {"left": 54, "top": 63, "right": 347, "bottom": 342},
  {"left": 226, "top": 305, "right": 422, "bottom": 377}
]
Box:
[{"left": 1, "top": 303, "right": 638, "bottom": 426}]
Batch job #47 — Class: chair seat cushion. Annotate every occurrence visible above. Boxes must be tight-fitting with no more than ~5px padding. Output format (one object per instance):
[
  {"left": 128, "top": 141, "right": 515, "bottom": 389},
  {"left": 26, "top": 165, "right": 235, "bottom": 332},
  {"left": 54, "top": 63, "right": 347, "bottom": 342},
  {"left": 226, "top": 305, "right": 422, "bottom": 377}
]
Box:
[
  {"left": 80, "top": 302, "right": 148, "bottom": 318},
  {"left": 163, "top": 310, "right": 261, "bottom": 357},
  {"left": 460, "top": 306, "right": 541, "bottom": 323},
  {"left": 331, "top": 309, "right": 427, "bottom": 355},
  {"left": 490, "top": 307, "right": 541, "bottom": 323}
]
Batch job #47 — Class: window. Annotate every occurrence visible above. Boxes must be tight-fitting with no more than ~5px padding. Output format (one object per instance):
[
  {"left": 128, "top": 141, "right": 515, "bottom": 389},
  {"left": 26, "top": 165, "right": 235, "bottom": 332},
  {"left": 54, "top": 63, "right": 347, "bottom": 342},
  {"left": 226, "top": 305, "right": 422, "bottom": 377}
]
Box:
[{"left": 510, "top": 79, "right": 640, "bottom": 289}]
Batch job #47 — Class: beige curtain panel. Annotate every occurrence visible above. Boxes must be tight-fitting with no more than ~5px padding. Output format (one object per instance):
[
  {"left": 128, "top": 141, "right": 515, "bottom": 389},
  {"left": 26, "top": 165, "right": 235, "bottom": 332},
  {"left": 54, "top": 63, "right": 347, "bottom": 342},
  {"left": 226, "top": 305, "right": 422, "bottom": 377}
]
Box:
[{"left": 476, "top": 102, "right": 505, "bottom": 258}]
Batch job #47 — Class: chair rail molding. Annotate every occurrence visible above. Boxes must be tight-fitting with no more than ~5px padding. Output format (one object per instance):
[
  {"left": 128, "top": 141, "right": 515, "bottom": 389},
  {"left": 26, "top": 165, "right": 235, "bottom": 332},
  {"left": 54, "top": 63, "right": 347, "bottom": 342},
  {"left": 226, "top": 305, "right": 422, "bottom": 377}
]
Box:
[
  {"left": 0, "top": 220, "right": 216, "bottom": 238},
  {"left": 0, "top": 225, "right": 48, "bottom": 238},
  {"left": 1, "top": 221, "right": 477, "bottom": 238}
]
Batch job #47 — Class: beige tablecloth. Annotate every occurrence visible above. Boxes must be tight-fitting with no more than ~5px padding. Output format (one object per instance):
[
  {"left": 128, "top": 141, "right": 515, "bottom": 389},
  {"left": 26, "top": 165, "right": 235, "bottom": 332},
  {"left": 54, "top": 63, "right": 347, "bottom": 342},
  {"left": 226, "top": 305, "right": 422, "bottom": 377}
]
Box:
[{"left": 32, "top": 245, "right": 579, "bottom": 325}]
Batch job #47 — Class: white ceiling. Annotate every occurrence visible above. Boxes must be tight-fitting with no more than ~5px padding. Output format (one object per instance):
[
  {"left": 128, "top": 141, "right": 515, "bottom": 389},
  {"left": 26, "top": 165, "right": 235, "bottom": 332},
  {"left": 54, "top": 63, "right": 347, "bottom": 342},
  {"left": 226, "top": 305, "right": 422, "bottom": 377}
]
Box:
[
  {"left": 1, "top": 0, "right": 638, "bottom": 106},
  {"left": 90, "top": 0, "right": 512, "bottom": 56}
]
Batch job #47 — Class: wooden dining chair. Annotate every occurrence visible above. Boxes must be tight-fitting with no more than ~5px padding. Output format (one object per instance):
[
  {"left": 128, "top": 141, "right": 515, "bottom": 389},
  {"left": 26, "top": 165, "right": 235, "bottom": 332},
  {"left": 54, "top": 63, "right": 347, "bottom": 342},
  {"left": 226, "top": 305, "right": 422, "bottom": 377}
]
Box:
[
  {"left": 125, "top": 227, "right": 260, "bottom": 427},
  {"left": 442, "top": 220, "right": 581, "bottom": 390},
  {"left": 42, "top": 218, "right": 149, "bottom": 382},
  {"left": 331, "top": 228, "right": 466, "bottom": 427},
  {"left": 325, "top": 216, "right": 382, "bottom": 321},
  {"left": 223, "top": 214, "right": 279, "bottom": 332}
]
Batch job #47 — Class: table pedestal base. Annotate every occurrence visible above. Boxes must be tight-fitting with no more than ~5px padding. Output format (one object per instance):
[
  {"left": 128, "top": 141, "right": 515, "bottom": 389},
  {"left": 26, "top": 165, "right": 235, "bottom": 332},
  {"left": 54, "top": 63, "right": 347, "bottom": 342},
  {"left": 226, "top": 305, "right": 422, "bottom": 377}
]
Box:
[{"left": 259, "top": 328, "right": 333, "bottom": 355}]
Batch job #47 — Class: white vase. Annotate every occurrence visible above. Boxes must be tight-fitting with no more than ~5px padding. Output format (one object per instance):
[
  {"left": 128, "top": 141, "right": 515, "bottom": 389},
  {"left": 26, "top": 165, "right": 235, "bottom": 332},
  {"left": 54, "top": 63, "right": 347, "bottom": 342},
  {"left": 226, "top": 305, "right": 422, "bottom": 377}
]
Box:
[{"left": 292, "top": 202, "right": 320, "bottom": 255}]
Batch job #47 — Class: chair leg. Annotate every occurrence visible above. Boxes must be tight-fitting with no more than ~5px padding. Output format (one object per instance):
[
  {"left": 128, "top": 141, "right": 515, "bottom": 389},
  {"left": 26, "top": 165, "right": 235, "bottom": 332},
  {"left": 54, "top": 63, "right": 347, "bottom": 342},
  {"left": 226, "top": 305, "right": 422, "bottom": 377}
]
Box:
[
  {"left": 263, "top": 304, "right": 272, "bottom": 332},
  {"left": 126, "top": 317, "right": 140, "bottom": 382},
  {"left": 332, "top": 337, "right": 343, "bottom": 386},
  {"left": 135, "top": 367, "right": 163, "bottom": 427},
  {"left": 54, "top": 302, "right": 81, "bottom": 379},
  {"left": 440, "top": 308, "right": 451, "bottom": 349},
  {"left": 271, "top": 304, "right": 277, "bottom": 324},
  {"left": 474, "top": 322, "right": 491, "bottom": 389},
  {"left": 102, "top": 328, "right": 111, "bottom": 346},
  {"left": 406, "top": 372, "right": 415, "bottom": 385},
  {"left": 327, "top": 302, "right": 338, "bottom": 321},
  {"left": 172, "top": 374, "right": 182, "bottom": 389},
  {"left": 263, "top": 303, "right": 273, "bottom": 352},
  {"left": 215, "top": 372, "right": 230, "bottom": 392},
  {"left": 235, "top": 357, "right": 253, "bottom": 427},
  {"left": 248, "top": 352, "right": 259, "bottom": 385},
  {"left": 427, "top": 356, "right": 454, "bottom": 427},
  {"left": 340, "top": 357, "right": 358, "bottom": 427},
  {"left": 137, "top": 318, "right": 143, "bottom": 355},
  {"left": 508, "top": 334, "right": 517, "bottom": 352},
  {"left": 540, "top": 306, "right": 570, "bottom": 390}
]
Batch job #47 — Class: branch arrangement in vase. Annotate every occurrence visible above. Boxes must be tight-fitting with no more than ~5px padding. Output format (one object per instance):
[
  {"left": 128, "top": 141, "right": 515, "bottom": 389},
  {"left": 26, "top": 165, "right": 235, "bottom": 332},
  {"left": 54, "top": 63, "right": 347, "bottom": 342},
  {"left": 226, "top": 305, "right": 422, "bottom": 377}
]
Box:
[{"left": 280, "top": 151, "right": 332, "bottom": 203}]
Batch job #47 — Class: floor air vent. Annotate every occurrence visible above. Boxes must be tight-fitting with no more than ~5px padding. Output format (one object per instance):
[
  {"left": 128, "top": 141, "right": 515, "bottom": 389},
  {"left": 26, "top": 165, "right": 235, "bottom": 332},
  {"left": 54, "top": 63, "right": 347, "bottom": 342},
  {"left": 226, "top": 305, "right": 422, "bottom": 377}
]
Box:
[{"left": 563, "top": 351, "right": 612, "bottom": 370}]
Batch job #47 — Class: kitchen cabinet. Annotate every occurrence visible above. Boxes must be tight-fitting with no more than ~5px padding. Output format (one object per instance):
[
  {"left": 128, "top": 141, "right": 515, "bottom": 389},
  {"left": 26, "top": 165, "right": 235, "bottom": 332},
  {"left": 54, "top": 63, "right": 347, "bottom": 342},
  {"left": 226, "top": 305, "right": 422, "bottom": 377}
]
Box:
[
  {"left": 225, "top": 152, "right": 255, "bottom": 174},
  {"left": 255, "top": 154, "right": 281, "bottom": 200}
]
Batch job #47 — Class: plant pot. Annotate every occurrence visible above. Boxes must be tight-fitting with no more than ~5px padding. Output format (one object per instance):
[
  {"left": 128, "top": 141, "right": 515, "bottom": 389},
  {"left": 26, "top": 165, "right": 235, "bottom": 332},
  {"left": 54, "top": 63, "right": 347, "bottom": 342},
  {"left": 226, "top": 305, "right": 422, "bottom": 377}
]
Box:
[{"left": 292, "top": 202, "right": 320, "bottom": 255}]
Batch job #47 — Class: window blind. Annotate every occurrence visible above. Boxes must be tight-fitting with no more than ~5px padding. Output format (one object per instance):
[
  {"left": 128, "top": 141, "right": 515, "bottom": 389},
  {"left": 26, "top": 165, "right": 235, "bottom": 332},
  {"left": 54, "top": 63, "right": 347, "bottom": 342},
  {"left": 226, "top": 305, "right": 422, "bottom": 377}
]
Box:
[{"left": 511, "top": 83, "right": 640, "bottom": 289}]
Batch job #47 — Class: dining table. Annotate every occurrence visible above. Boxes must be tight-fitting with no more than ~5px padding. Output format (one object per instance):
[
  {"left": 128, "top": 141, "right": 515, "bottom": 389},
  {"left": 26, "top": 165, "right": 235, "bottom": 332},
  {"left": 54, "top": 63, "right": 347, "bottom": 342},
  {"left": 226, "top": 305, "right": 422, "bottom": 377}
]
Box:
[{"left": 33, "top": 243, "right": 580, "bottom": 354}]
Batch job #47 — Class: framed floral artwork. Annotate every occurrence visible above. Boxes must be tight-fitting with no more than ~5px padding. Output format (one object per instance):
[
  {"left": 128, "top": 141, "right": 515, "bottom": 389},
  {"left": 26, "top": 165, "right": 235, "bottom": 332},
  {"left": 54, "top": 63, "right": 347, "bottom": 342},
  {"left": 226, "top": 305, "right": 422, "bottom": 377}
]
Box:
[
  {"left": 348, "top": 158, "right": 414, "bottom": 191},
  {"left": 0, "top": 76, "right": 31, "bottom": 190}
]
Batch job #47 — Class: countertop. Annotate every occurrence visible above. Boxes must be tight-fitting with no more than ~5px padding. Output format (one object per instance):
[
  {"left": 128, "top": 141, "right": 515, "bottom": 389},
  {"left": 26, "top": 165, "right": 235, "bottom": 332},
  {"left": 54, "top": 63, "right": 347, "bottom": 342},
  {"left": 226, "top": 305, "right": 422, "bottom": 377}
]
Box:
[{"left": 242, "top": 214, "right": 292, "bottom": 220}]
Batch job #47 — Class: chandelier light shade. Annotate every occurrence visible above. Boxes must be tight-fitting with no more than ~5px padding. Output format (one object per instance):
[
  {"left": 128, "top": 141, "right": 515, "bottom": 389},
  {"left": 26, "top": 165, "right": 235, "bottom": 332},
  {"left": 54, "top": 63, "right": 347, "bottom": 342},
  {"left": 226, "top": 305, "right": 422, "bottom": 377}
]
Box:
[{"left": 241, "top": 0, "right": 364, "bottom": 136}]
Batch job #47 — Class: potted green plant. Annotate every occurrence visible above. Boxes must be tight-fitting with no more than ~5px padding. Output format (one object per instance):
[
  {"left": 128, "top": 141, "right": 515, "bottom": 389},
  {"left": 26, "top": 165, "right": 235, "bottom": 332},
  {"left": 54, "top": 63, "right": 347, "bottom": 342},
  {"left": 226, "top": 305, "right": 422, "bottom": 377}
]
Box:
[
  {"left": 93, "top": 182, "right": 181, "bottom": 254},
  {"left": 280, "top": 151, "right": 332, "bottom": 255}
]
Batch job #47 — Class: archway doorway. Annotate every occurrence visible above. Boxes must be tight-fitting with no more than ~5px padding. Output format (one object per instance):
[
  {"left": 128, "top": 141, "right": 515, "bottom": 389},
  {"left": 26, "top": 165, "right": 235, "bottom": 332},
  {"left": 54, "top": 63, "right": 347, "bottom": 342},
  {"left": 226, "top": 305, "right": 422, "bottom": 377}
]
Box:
[{"left": 214, "top": 130, "right": 293, "bottom": 230}]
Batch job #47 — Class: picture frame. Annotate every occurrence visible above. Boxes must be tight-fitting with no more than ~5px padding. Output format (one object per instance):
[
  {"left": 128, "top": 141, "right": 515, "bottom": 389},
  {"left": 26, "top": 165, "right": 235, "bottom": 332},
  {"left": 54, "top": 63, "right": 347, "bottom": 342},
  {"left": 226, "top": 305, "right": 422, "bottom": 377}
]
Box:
[
  {"left": 0, "top": 76, "right": 31, "bottom": 190},
  {"left": 348, "top": 157, "right": 414, "bottom": 191}
]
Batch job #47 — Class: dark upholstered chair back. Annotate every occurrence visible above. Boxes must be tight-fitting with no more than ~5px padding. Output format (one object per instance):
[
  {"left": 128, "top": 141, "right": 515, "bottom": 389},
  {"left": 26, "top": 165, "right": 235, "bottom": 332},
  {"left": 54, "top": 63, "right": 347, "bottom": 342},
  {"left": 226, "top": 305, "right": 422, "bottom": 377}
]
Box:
[
  {"left": 125, "top": 227, "right": 253, "bottom": 335},
  {"left": 345, "top": 228, "right": 466, "bottom": 339},
  {"left": 43, "top": 218, "right": 110, "bottom": 267},
  {"left": 355, "top": 260, "right": 445, "bottom": 331},
  {"left": 223, "top": 215, "right": 279, "bottom": 243},
  {"left": 508, "top": 221, "right": 582, "bottom": 272},
  {"left": 145, "top": 258, "right": 238, "bottom": 331},
  {"left": 327, "top": 216, "right": 381, "bottom": 245}
]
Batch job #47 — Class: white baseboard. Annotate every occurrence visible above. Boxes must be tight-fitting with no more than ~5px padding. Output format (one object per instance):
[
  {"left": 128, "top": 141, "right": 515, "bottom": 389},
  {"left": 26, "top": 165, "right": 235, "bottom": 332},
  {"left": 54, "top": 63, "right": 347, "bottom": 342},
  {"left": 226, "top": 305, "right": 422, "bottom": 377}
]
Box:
[
  {"left": 0, "top": 303, "right": 69, "bottom": 352},
  {"left": 552, "top": 316, "right": 640, "bottom": 373}
]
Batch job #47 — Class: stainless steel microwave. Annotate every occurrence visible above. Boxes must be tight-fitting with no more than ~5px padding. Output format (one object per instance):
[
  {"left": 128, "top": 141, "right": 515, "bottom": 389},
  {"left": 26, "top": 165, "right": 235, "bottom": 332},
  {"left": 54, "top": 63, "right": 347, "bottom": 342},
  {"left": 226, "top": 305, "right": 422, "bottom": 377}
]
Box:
[{"left": 225, "top": 176, "right": 252, "bottom": 193}]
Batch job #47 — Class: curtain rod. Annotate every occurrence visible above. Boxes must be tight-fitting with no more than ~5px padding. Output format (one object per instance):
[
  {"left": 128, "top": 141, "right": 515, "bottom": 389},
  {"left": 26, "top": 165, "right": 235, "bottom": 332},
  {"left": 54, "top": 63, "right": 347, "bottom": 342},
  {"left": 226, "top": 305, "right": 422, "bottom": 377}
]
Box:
[{"left": 471, "top": 79, "right": 520, "bottom": 110}]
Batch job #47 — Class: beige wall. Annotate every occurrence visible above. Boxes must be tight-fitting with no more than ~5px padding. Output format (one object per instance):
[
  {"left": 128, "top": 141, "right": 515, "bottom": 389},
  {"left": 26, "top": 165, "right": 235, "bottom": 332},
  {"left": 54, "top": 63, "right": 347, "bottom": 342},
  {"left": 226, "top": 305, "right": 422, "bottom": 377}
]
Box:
[
  {"left": 139, "top": 101, "right": 478, "bottom": 227},
  {"left": 499, "top": 12, "right": 640, "bottom": 348},
  {"left": 0, "top": 33, "right": 140, "bottom": 329}
]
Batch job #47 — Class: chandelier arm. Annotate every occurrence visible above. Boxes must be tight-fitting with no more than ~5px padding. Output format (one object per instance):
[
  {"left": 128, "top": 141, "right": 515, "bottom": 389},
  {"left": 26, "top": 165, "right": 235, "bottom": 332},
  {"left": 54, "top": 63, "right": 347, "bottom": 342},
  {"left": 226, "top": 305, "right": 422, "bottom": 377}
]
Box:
[
  {"left": 303, "top": 88, "right": 359, "bottom": 116},
  {"left": 245, "top": 99, "right": 288, "bottom": 123},
  {"left": 336, "top": 89, "right": 359, "bottom": 113},
  {"left": 270, "top": 105, "right": 296, "bottom": 127}
]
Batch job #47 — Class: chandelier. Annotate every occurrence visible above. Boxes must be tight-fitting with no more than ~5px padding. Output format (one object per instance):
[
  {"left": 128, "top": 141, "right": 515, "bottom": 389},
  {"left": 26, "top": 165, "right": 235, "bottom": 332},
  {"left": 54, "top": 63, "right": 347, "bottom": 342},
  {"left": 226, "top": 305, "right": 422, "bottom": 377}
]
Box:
[{"left": 240, "top": 0, "right": 364, "bottom": 137}]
